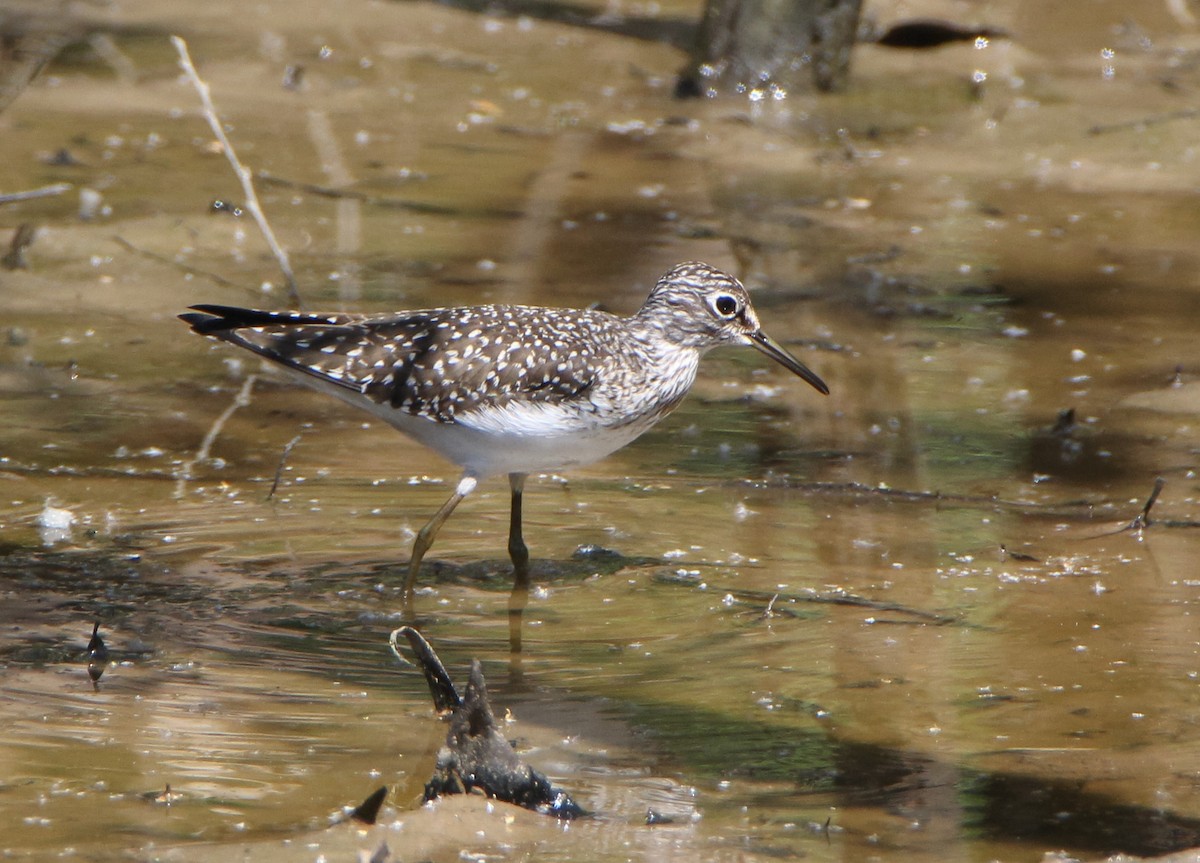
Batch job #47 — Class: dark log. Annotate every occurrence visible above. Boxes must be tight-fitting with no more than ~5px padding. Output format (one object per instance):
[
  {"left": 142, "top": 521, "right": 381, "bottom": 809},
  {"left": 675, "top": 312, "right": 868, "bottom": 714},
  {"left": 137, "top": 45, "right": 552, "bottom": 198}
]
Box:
[{"left": 423, "top": 660, "right": 585, "bottom": 819}]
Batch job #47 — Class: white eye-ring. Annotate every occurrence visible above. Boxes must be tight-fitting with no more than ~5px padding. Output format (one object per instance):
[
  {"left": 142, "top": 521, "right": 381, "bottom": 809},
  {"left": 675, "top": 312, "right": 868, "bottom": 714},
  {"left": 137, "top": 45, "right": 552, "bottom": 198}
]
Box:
[{"left": 712, "top": 294, "right": 739, "bottom": 317}]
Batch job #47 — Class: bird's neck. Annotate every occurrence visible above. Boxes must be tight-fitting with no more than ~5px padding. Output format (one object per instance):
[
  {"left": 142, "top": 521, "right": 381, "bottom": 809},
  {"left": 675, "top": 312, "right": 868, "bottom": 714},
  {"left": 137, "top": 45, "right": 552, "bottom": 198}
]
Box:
[{"left": 621, "top": 319, "right": 702, "bottom": 409}]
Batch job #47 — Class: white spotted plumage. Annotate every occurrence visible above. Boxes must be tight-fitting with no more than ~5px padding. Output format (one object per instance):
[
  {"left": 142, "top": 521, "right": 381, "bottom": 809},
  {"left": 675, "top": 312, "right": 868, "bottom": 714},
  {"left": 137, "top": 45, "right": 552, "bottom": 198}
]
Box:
[{"left": 181, "top": 261, "right": 827, "bottom": 478}]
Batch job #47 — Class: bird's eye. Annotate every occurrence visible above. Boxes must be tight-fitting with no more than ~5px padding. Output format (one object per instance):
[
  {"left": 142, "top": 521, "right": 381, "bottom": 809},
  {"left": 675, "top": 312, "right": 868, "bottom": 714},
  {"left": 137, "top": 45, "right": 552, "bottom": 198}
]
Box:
[{"left": 714, "top": 294, "right": 738, "bottom": 317}]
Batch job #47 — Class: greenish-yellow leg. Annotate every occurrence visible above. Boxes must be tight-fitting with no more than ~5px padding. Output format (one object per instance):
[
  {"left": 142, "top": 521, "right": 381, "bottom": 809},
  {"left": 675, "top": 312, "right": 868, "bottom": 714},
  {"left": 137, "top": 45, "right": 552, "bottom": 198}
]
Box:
[{"left": 404, "top": 474, "right": 477, "bottom": 600}]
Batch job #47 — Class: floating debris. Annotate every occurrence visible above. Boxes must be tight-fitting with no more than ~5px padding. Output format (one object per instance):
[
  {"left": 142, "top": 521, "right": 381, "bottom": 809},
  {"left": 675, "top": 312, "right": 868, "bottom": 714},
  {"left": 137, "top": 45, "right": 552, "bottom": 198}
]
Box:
[
  {"left": 999, "top": 544, "right": 1040, "bottom": 563},
  {"left": 142, "top": 783, "right": 183, "bottom": 805},
  {"left": 38, "top": 501, "right": 76, "bottom": 530},
  {"left": 646, "top": 808, "right": 676, "bottom": 825},
  {"left": 39, "top": 500, "right": 76, "bottom": 546}
]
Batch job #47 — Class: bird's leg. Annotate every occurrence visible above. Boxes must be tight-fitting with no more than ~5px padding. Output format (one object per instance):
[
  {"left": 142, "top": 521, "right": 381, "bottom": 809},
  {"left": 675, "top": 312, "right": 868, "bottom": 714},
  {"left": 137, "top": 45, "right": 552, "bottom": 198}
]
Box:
[
  {"left": 507, "top": 472, "right": 530, "bottom": 583},
  {"left": 507, "top": 472, "right": 530, "bottom": 655},
  {"left": 404, "top": 474, "right": 477, "bottom": 602}
]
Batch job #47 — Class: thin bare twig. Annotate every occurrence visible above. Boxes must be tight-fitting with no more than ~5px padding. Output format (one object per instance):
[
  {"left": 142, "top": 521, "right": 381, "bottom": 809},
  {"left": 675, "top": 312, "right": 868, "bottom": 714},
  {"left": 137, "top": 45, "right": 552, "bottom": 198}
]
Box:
[
  {"left": 0, "top": 28, "right": 78, "bottom": 116},
  {"left": 0, "top": 183, "right": 72, "bottom": 205},
  {"left": 255, "top": 170, "right": 510, "bottom": 216},
  {"left": 170, "top": 35, "right": 302, "bottom": 308},
  {"left": 256, "top": 170, "right": 524, "bottom": 219},
  {"left": 112, "top": 235, "right": 240, "bottom": 288},
  {"left": 266, "top": 434, "right": 302, "bottom": 500},
  {"left": 654, "top": 571, "right": 959, "bottom": 625}
]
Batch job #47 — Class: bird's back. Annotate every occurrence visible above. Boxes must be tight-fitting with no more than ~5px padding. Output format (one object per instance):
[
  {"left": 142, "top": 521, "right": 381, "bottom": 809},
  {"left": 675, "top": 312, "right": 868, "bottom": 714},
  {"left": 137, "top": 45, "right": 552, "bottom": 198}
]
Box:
[
  {"left": 180, "top": 302, "right": 704, "bottom": 478},
  {"left": 183, "top": 303, "right": 632, "bottom": 418}
]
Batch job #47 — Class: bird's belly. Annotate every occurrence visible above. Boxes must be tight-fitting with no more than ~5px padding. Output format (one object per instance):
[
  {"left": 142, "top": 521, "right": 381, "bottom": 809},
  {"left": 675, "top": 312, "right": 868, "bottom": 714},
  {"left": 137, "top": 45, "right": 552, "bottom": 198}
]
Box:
[
  {"left": 279, "top": 362, "right": 682, "bottom": 477},
  {"left": 392, "top": 400, "right": 662, "bottom": 476},
  {"left": 418, "top": 420, "right": 652, "bottom": 476}
]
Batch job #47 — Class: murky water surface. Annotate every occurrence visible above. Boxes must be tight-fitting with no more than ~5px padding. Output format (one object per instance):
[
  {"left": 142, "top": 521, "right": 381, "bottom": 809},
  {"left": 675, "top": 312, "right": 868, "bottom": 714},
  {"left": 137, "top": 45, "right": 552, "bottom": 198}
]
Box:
[{"left": 2, "top": 0, "right": 1199, "bottom": 860}]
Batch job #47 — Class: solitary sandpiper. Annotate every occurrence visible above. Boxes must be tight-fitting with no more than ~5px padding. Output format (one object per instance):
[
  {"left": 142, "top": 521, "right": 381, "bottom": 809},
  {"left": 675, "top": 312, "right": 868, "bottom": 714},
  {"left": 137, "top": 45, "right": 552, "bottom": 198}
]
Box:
[{"left": 181, "top": 261, "right": 828, "bottom": 603}]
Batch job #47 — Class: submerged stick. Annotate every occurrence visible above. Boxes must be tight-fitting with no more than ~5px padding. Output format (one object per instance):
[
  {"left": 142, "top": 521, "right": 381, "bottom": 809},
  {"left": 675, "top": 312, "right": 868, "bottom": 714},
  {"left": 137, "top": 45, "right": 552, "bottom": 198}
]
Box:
[
  {"left": 112, "top": 235, "right": 241, "bottom": 288},
  {"left": 266, "top": 434, "right": 302, "bottom": 501},
  {"left": 87, "top": 621, "right": 109, "bottom": 684},
  {"left": 256, "top": 170, "right": 520, "bottom": 218},
  {"left": 1089, "top": 109, "right": 1200, "bottom": 136},
  {"left": 654, "top": 570, "right": 960, "bottom": 624},
  {"left": 170, "top": 35, "right": 302, "bottom": 307},
  {"left": 174, "top": 374, "right": 257, "bottom": 497},
  {"left": 1127, "top": 477, "right": 1166, "bottom": 532},
  {"left": 1084, "top": 476, "right": 1175, "bottom": 538},
  {"left": 2, "top": 223, "right": 36, "bottom": 270}
]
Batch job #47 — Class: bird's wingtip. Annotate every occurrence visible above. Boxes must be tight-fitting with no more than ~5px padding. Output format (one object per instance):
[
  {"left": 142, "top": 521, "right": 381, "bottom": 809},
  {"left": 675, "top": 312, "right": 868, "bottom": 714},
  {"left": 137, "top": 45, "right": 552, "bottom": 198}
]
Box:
[{"left": 179, "top": 306, "right": 241, "bottom": 334}]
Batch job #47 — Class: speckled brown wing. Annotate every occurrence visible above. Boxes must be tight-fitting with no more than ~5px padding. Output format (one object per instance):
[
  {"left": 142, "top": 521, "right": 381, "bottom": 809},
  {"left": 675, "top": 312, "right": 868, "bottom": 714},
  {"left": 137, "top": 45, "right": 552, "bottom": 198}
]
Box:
[{"left": 180, "top": 304, "right": 610, "bottom": 424}]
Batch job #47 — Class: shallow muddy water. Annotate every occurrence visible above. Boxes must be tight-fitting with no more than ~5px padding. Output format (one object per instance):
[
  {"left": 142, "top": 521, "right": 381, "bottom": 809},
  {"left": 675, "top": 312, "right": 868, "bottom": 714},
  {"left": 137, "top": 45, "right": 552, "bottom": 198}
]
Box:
[{"left": 2, "top": 0, "right": 1199, "bottom": 861}]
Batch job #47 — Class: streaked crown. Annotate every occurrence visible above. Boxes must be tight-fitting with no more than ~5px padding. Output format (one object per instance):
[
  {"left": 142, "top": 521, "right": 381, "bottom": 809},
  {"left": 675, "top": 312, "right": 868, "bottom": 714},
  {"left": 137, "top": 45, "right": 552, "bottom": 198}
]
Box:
[{"left": 633, "top": 261, "right": 765, "bottom": 349}]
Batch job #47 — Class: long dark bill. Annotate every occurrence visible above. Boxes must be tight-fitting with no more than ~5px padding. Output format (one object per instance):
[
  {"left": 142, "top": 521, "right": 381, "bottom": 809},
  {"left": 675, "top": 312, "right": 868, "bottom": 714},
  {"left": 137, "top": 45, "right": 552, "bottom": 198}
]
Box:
[{"left": 748, "top": 330, "right": 830, "bottom": 395}]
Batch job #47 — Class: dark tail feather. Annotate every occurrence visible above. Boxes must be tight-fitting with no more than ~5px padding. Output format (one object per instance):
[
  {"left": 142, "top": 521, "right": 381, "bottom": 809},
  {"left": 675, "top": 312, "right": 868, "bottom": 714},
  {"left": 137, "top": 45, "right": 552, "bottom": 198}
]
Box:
[
  {"left": 179, "top": 304, "right": 328, "bottom": 334},
  {"left": 179, "top": 310, "right": 227, "bottom": 334}
]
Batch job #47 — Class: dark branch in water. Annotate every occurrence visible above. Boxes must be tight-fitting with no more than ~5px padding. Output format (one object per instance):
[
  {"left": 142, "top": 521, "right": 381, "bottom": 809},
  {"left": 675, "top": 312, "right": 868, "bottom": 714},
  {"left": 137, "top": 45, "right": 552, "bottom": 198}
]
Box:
[
  {"left": 1084, "top": 476, "right": 1200, "bottom": 537},
  {"left": 390, "top": 627, "right": 585, "bottom": 818},
  {"left": 654, "top": 572, "right": 960, "bottom": 625},
  {"left": 389, "top": 626, "right": 461, "bottom": 713},
  {"left": 424, "top": 659, "right": 586, "bottom": 818},
  {"left": 738, "top": 477, "right": 1200, "bottom": 532}
]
